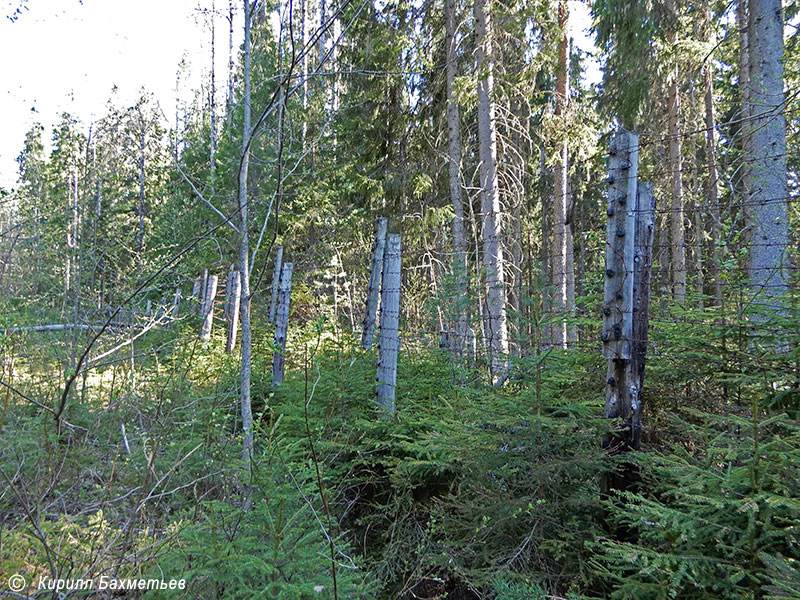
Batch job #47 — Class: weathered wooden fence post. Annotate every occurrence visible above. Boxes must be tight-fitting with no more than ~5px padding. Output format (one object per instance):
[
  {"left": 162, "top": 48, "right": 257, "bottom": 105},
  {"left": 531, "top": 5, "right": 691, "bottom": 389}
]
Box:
[
  {"left": 223, "top": 268, "right": 234, "bottom": 322},
  {"left": 199, "top": 268, "right": 209, "bottom": 315},
  {"left": 268, "top": 246, "right": 284, "bottom": 324},
  {"left": 226, "top": 271, "right": 241, "bottom": 354},
  {"left": 376, "top": 233, "right": 401, "bottom": 413},
  {"left": 601, "top": 130, "right": 655, "bottom": 489},
  {"left": 200, "top": 274, "right": 218, "bottom": 343},
  {"left": 362, "top": 216, "right": 388, "bottom": 349},
  {"left": 191, "top": 277, "right": 201, "bottom": 314},
  {"left": 169, "top": 287, "right": 181, "bottom": 326},
  {"left": 271, "top": 262, "right": 294, "bottom": 385}
]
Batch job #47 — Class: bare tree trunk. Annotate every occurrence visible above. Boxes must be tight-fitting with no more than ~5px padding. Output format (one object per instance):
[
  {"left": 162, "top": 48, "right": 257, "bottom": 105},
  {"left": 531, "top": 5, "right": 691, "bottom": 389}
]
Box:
[
  {"left": 474, "top": 0, "right": 509, "bottom": 380},
  {"left": 239, "top": 0, "right": 255, "bottom": 464},
  {"left": 539, "top": 146, "right": 551, "bottom": 347},
  {"left": 747, "top": 0, "right": 789, "bottom": 312},
  {"left": 666, "top": 0, "right": 686, "bottom": 303},
  {"left": 226, "top": 271, "right": 241, "bottom": 353},
  {"left": 226, "top": 0, "right": 235, "bottom": 129},
  {"left": 445, "top": 0, "right": 469, "bottom": 359},
  {"left": 268, "top": 245, "right": 284, "bottom": 323},
  {"left": 137, "top": 112, "right": 146, "bottom": 256},
  {"left": 738, "top": 0, "right": 751, "bottom": 225},
  {"left": 362, "top": 217, "right": 387, "bottom": 349},
  {"left": 210, "top": 0, "right": 217, "bottom": 197},
  {"left": 376, "top": 234, "right": 401, "bottom": 413},
  {"left": 301, "top": 0, "right": 309, "bottom": 149},
  {"left": 703, "top": 2, "right": 723, "bottom": 307},
  {"left": 271, "top": 263, "right": 294, "bottom": 385},
  {"left": 200, "top": 275, "right": 219, "bottom": 343},
  {"left": 552, "top": 0, "right": 573, "bottom": 348}
]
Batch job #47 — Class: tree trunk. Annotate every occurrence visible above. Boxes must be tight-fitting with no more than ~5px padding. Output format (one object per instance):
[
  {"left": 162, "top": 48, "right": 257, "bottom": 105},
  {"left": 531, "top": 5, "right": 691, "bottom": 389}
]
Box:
[
  {"left": 738, "top": 0, "right": 751, "bottom": 225},
  {"left": 210, "top": 0, "right": 217, "bottom": 197},
  {"left": 271, "top": 263, "right": 294, "bottom": 385},
  {"left": 445, "top": 0, "right": 469, "bottom": 359},
  {"left": 226, "top": 0, "right": 235, "bottom": 129},
  {"left": 239, "top": 0, "right": 255, "bottom": 464},
  {"left": 376, "top": 234, "right": 401, "bottom": 413},
  {"left": 301, "top": 0, "right": 309, "bottom": 149},
  {"left": 362, "top": 217, "right": 387, "bottom": 349},
  {"left": 552, "top": 0, "right": 574, "bottom": 348},
  {"left": 226, "top": 271, "right": 241, "bottom": 353},
  {"left": 666, "top": 0, "right": 686, "bottom": 303},
  {"left": 137, "top": 112, "right": 146, "bottom": 256},
  {"left": 747, "top": 0, "right": 789, "bottom": 311},
  {"left": 703, "top": 2, "right": 723, "bottom": 307},
  {"left": 539, "top": 146, "right": 551, "bottom": 347},
  {"left": 474, "top": 0, "right": 509, "bottom": 380}
]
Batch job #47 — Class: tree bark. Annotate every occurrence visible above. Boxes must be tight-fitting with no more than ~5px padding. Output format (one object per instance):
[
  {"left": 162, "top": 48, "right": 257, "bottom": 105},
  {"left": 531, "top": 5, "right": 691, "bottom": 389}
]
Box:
[
  {"left": 747, "top": 0, "right": 789, "bottom": 311},
  {"left": 210, "top": 0, "right": 217, "bottom": 197},
  {"left": 738, "top": 0, "right": 751, "bottom": 224},
  {"left": 445, "top": 0, "right": 469, "bottom": 359},
  {"left": 666, "top": 0, "right": 686, "bottom": 303},
  {"left": 552, "top": 0, "right": 574, "bottom": 348},
  {"left": 226, "top": 271, "right": 241, "bottom": 353},
  {"left": 703, "top": 1, "right": 723, "bottom": 307},
  {"left": 239, "top": 0, "right": 255, "bottom": 464},
  {"left": 226, "top": 0, "right": 235, "bottom": 129},
  {"left": 474, "top": 0, "right": 509, "bottom": 380},
  {"left": 137, "top": 110, "right": 146, "bottom": 256}
]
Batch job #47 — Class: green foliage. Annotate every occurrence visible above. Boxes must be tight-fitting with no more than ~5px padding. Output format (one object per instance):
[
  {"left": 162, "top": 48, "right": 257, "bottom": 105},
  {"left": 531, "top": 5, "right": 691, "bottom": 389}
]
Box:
[{"left": 592, "top": 406, "right": 800, "bottom": 599}]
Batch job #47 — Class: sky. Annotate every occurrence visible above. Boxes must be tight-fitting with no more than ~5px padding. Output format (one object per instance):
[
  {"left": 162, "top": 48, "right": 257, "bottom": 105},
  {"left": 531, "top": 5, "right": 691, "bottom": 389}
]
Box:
[
  {"left": 0, "top": 0, "right": 237, "bottom": 189},
  {"left": 0, "top": 0, "right": 598, "bottom": 190}
]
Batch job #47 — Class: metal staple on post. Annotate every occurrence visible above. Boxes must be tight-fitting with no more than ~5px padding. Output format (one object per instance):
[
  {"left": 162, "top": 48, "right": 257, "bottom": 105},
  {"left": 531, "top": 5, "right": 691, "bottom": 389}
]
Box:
[
  {"left": 601, "top": 130, "right": 655, "bottom": 455},
  {"left": 271, "top": 262, "right": 293, "bottom": 386},
  {"left": 376, "top": 233, "right": 401, "bottom": 413}
]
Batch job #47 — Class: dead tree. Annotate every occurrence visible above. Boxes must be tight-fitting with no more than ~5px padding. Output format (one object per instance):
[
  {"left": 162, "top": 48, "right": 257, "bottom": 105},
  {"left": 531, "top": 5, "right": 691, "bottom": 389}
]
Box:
[
  {"left": 601, "top": 130, "right": 655, "bottom": 501},
  {"left": 362, "top": 216, "right": 387, "bottom": 349},
  {"left": 271, "top": 262, "right": 293, "bottom": 385},
  {"left": 376, "top": 234, "right": 401, "bottom": 413}
]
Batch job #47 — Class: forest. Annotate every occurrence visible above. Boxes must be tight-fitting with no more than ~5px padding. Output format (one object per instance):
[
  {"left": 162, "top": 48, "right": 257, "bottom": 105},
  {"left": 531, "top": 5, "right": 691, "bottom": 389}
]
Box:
[{"left": 0, "top": 0, "right": 798, "bottom": 598}]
